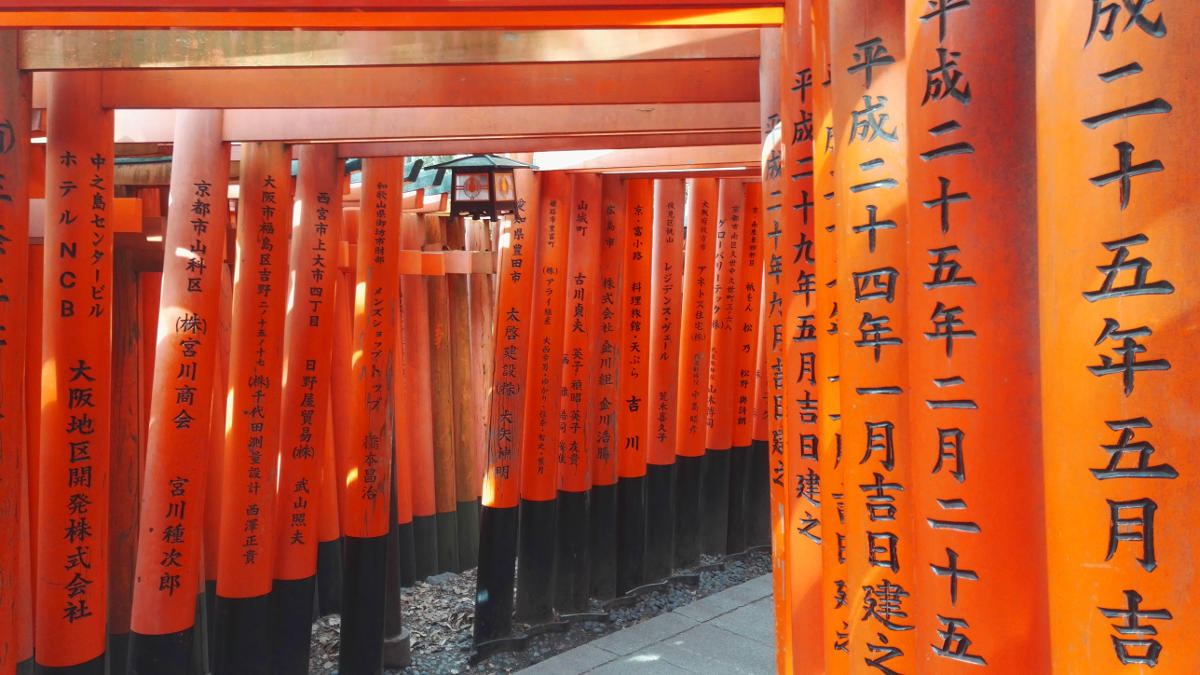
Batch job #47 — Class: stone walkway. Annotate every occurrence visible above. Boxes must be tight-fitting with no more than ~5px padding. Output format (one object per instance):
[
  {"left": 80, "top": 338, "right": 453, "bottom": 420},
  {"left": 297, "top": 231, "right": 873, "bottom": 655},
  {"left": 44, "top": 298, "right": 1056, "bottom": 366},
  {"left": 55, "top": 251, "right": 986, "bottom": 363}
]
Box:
[{"left": 516, "top": 574, "right": 776, "bottom": 674}]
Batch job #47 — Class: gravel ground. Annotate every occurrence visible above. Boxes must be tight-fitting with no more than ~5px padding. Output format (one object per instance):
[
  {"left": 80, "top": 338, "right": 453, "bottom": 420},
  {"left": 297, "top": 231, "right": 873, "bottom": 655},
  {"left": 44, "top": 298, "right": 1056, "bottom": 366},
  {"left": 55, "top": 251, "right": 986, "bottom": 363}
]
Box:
[{"left": 309, "top": 548, "right": 772, "bottom": 674}]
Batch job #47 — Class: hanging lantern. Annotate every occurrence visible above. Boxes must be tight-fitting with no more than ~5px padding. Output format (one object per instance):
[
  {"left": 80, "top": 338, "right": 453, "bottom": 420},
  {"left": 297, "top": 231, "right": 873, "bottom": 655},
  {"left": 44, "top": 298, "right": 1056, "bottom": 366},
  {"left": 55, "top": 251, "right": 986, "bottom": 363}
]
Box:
[{"left": 429, "top": 154, "right": 534, "bottom": 220}]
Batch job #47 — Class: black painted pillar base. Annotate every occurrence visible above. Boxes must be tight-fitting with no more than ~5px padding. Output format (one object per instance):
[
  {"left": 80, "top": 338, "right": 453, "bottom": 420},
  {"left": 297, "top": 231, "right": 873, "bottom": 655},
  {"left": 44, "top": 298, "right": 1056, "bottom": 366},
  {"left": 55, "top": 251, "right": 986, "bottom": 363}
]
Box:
[
  {"left": 643, "top": 463, "right": 675, "bottom": 583},
  {"left": 589, "top": 483, "right": 618, "bottom": 600},
  {"left": 726, "top": 444, "right": 751, "bottom": 554},
  {"left": 396, "top": 521, "right": 417, "bottom": 587},
  {"left": 473, "top": 504, "right": 519, "bottom": 645},
  {"left": 614, "top": 476, "right": 645, "bottom": 595},
  {"left": 191, "top": 591, "right": 207, "bottom": 675},
  {"left": 456, "top": 498, "right": 480, "bottom": 571},
  {"left": 204, "top": 579, "right": 217, "bottom": 665},
  {"left": 553, "top": 490, "right": 590, "bottom": 614},
  {"left": 746, "top": 439, "right": 771, "bottom": 547},
  {"left": 270, "top": 576, "right": 316, "bottom": 675},
  {"left": 412, "top": 515, "right": 438, "bottom": 581},
  {"left": 127, "top": 627, "right": 192, "bottom": 674},
  {"left": 108, "top": 632, "right": 129, "bottom": 675},
  {"left": 514, "top": 498, "right": 557, "bottom": 623},
  {"left": 16, "top": 658, "right": 32, "bottom": 675},
  {"left": 672, "top": 455, "right": 703, "bottom": 569},
  {"left": 33, "top": 653, "right": 105, "bottom": 674},
  {"left": 383, "top": 519, "right": 409, "bottom": 668},
  {"left": 698, "top": 448, "right": 730, "bottom": 555},
  {"left": 212, "top": 593, "right": 272, "bottom": 674},
  {"left": 316, "top": 538, "right": 343, "bottom": 616},
  {"left": 436, "top": 510, "right": 460, "bottom": 573},
  {"left": 339, "top": 534, "right": 388, "bottom": 675}
]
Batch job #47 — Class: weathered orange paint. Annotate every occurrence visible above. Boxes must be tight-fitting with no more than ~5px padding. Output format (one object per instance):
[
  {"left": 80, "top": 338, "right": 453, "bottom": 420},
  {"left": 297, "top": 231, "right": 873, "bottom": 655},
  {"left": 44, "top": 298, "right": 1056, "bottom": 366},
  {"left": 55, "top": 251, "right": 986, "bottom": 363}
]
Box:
[
  {"left": 446, "top": 217, "right": 480, "bottom": 506},
  {"left": 467, "top": 218, "right": 495, "bottom": 488},
  {"left": 558, "top": 173, "right": 602, "bottom": 492},
  {"left": 1038, "top": 2, "right": 1196, "bottom": 670},
  {"left": 107, "top": 249, "right": 139, "bottom": 645},
  {"left": 215, "top": 141, "right": 291, "bottom": 596},
  {"left": 481, "top": 166, "right": 539, "bottom": 509},
  {"left": 647, "top": 179, "right": 685, "bottom": 468},
  {"left": 614, "top": 178, "right": 652, "bottom": 483},
  {"left": 0, "top": 33, "right": 29, "bottom": 672},
  {"left": 519, "top": 171, "right": 571, "bottom": 501},
  {"left": 425, "top": 216, "right": 459, "bottom": 544},
  {"left": 274, "top": 144, "right": 343, "bottom": 580},
  {"left": 400, "top": 212, "right": 437, "bottom": 521},
  {"left": 36, "top": 70, "right": 114, "bottom": 668},
  {"left": 674, "top": 178, "right": 719, "bottom": 460}
]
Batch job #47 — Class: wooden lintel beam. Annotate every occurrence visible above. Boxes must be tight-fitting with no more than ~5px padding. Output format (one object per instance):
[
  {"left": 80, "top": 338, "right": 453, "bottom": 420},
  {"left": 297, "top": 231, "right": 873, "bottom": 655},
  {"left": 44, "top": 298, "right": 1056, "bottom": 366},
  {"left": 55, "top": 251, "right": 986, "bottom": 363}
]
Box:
[
  {"left": 532, "top": 143, "right": 759, "bottom": 171},
  {"left": 30, "top": 60, "right": 759, "bottom": 109},
  {"left": 0, "top": 8, "right": 782, "bottom": 31},
  {"left": 333, "top": 132, "right": 759, "bottom": 157},
  {"left": 19, "top": 28, "right": 760, "bottom": 70},
  {"left": 112, "top": 103, "right": 759, "bottom": 143}
]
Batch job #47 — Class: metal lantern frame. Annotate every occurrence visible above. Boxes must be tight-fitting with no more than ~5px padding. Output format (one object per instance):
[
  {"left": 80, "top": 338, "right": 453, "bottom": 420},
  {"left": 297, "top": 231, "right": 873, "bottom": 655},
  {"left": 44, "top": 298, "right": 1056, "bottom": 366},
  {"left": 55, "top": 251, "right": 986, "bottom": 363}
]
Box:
[{"left": 428, "top": 154, "right": 535, "bottom": 220}]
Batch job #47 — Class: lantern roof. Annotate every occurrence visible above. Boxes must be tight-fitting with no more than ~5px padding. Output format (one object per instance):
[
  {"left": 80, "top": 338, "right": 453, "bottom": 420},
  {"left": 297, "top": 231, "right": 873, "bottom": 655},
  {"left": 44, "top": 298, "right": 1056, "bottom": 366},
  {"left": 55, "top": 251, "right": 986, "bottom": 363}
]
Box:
[{"left": 427, "top": 154, "right": 537, "bottom": 170}]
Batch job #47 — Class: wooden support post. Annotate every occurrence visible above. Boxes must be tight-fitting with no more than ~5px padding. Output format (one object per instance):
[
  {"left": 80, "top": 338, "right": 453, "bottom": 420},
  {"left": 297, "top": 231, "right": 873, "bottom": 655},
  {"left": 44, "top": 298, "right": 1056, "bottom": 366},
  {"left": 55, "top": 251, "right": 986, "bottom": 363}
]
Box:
[
  {"left": 727, "top": 180, "right": 763, "bottom": 554},
  {"left": 37, "top": 70, "right": 114, "bottom": 673},
  {"left": 390, "top": 305, "right": 417, "bottom": 588},
  {"left": 468, "top": 218, "right": 496, "bottom": 510},
  {"left": 0, "top": 30, "right": 29, "bottom": 675},
  {"left": 514, "top": 171, "right": 568, "bottom": 620},
  {"left": 644, "top": 178, "right": 684, "bottom": 582},
  {"left": 269, "top": 144, "right": 343, "bottom": 673},
  {"left": 203, "top": 261, "right": 233, "bottom": 665},
  {"left": 326, "top": 266, "right": 356, "bottom": 617},
  {"left": 699, "top": 178, "right": 745, "bottom": 555},
  {"left": 446, "top": 217, "right": 480, "bottom": 570},
  {"left": 831, "top": 1, "right": 914, "bottom": 671},
  {"left": 673, "top": 177, "right": 718, "bottom": 569},
  {"left": 1037, "top": 1, "right": 1192, "bottom": 670},
  {"left": 554, "top": 174, "right": 603, "bottom": 599},
  {"left": 212, "top": 141, "right": 290, "bottom": 673},
  {"left": 424, "top": 214, "right": 459, "bottom": 573},
  {"left": 316, "top": 392, "right": 343, "bottom": 617},
  {"left": 810, "top": 0, "right": 846, "bottom": 671},
  {"left": 400, "top": 211, "right": 438, "bottom": 581},
  {"left": 337, "top": 157, "right": 402, "bottom": 675},
  {"left": 21, "top": 243, "right": 43, "bottom": 674},
  {"left": 474, "top": 167, "right": 538, "bottom": 643}
]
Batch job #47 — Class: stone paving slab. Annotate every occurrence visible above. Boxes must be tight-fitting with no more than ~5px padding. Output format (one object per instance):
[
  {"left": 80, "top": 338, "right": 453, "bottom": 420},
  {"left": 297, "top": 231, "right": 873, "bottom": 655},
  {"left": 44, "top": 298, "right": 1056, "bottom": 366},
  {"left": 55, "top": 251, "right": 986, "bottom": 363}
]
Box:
[{"left": 515, "top": 574, "right": 775, "bottom": 674}]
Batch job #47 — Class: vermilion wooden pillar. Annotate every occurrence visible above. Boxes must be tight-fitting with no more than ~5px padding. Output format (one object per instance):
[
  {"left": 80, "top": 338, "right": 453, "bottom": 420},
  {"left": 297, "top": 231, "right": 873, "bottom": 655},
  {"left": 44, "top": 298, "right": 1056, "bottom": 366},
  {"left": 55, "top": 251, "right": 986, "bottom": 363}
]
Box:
[
  {"left": 700, "top": 178, "right": 744, "bottom": 555},
  {"left": 831, "top": 1, "right": 914, "bottom": 671},
  {"left": 269, "top": 144, "right": 343, "bottom": 673},
  {"left": 468, "top": 218, "right": 495, "bottom": 500},
  {"left": 21, "top": 243, "right": 42, "bottom": 674},
  {"left": 1038, "top": 2, "right": 1195, "bottom": 670},
  {"left": 759, "top": 26, "right": 792, "bottom": 674},
  {"left": 203, "top": 261, "right": 233, "bottom": 663},
  {"left": 37, "top": 71, "right": 114, "bottom": 674},
  {"left": 779, "top": 1, "right": 824, "bottom": 671},
  {"left": 400, "top": 211, "right": 438, "bottom": 580},
  {"left": 212, "top": 141, "right": 291, "bottom": 673},
  {"left": 811, "top": 1, "right": 846, "bottom": 671},
  {"left": 390, "top": 263, "right": 417, "bottom": 588},
  {"left": 474, "top": 167, "right": 538, "bottom": 644},
  {"left": 446, "top": 217, "right": 480, "bottom": 570},
  {"left": 727, "top": 181, "right": 763, "bottom": 555},
  {"left": 338, "top": 157, "right": 402, "bottom": 674},
  {"left": 325, "top": 265, "right": 355, "bottom": 615},
  {"left": 316, "top": 396, "right": 343, "bottom": 616},
  {"left": 425, "top": 214, "right": 460, "bottom": 573},
  {"left": 0, "top": 31, "right": 29, "bottom": 675},
  {"left": 644, "top": 178, "right": 683, "bottom": 581},
  {"left": 673, "top": 177, "right": 717, "bottom": 569},
  {"left": 556, "top": 173, "right": 603, "bottom": 599},
  {"left": 514, "top": 171, "right": 569, "bottom": 621}
]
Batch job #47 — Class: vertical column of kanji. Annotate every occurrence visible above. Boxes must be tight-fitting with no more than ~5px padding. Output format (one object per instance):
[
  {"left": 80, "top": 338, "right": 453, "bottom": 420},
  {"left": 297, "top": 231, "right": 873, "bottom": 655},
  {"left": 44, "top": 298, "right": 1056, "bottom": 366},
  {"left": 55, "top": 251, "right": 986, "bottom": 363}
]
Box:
[
  {"left": 727, "top": 181, "right": 763, "bottom": 556},
  {"left": 700, "top": 178, "right": 744, "bottom": 556},
  {"left": 558, "top": 174, "right": 603, "bottom": 600},
  {"left": 810, "top": 1, "right": 846, "bottom": 671},
  {"left": 0, "top": 30, "right": 29, "bottom": 675},
  {"left": 907, "top": 1, "right": 1051, "bottom": 671},
  {"left": 36, "top": 71, "right": 113, "bottom": 674},
  {"left": 831, "top": 2, "right": 913, "bottom": 671},
  {"left": 400, "top": 212, "right": 438, "bottom": 581},
  {"left": 446, "top": 216, "right": 480, "bottom": 570},
  {"left": 336, "top": 157, "right": 401, "bottom": 674},
  {"left": 513, "top": 172, "right": 568, "bottom": 622},
  {"left": 612, "top": 176, "right": 650, "bottom": 595},
  {"left": 474, "top": 167, "right": 538, "bottom": 643},
  {"left": 759, "top": 28, "right": 792, "bottom": 674},
  {"left": 779, "top": 1, "right": 825, "bottom": 671},
  {"left": 673, "top": 177, "right": 717, "bottom": 569},
  {"left": 211, "top": 141, "right": 290, "bottom": 673},
  {"left": 425, "top": 215, "right": 459, "bottom": 574},
  {"left": 644, "top": 178, "right": 683, "bottom": 582},
  {"left": 1039, "top": 2, "right": 1196, "bottom": 671},
  {"left": 269, "top": 145, "right": 343, "bottom": 674}
]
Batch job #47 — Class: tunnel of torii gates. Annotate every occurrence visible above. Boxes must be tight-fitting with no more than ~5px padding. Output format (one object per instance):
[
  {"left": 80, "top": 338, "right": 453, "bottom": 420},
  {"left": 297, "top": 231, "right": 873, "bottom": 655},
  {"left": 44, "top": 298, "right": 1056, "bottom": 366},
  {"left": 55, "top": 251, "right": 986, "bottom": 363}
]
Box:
[{"left": 0, "top": 1, "right": 1196, "bottom": 674}]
